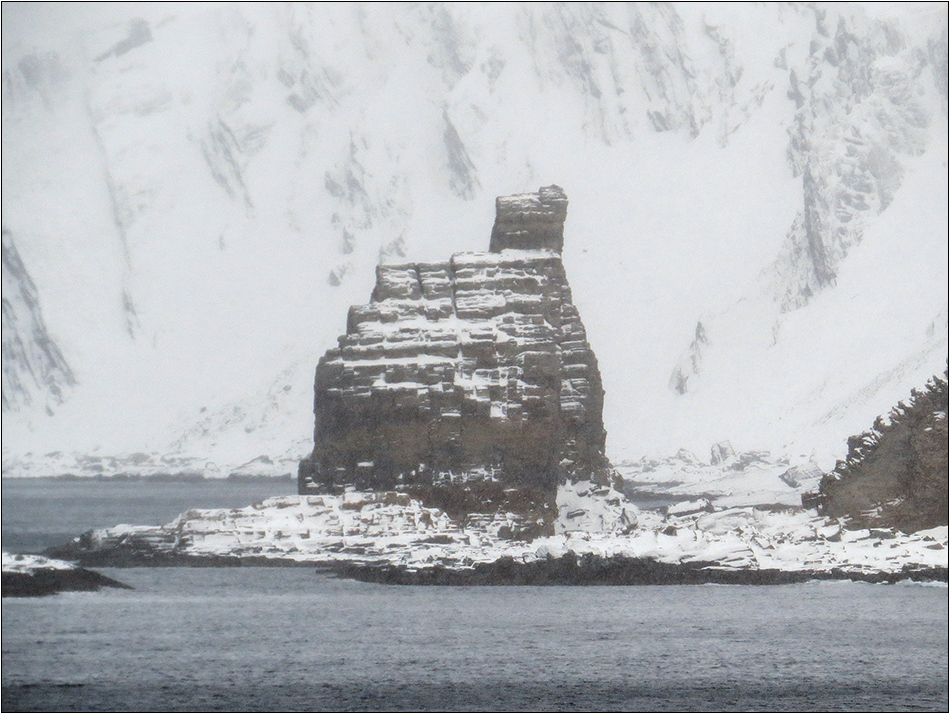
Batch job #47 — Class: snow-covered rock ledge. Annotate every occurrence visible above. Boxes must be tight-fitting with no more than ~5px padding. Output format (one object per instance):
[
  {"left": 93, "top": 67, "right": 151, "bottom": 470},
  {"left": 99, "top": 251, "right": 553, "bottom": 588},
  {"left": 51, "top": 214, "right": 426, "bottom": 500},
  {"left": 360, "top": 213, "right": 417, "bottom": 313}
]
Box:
[
  {"left": 44, "top": 489, "right": 948, "bottom": 584},
  {"left": 2, "top": 552, "right": 132, "bottom": 597}
]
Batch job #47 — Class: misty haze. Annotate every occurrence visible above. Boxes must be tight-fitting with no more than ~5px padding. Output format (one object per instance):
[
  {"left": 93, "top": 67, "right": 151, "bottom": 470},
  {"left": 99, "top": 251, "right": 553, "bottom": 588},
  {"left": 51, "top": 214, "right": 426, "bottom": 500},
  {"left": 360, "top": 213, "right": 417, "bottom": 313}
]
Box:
[{"left": 2, "top": 2, "right": 947, "bottom": 712}]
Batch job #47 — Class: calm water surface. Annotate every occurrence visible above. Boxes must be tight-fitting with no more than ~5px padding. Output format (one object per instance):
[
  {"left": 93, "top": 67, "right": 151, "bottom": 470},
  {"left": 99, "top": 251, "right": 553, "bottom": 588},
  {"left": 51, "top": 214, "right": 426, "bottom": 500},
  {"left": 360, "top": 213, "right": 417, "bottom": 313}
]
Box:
[
  {"left": 2, "top": 479, "right": 948, "bottom": 712},
  {"left": 1, "top": 477, "right": 298, "bottom": 553}
]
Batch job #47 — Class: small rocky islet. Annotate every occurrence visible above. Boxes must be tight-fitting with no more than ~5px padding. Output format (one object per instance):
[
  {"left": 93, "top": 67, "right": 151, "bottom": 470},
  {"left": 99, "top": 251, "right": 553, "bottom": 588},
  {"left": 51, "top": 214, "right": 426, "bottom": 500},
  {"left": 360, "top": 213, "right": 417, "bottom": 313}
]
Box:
[
  {"left": 40, "top": 188, "right": 948, "bottom": 586},
  {"left": 1, "top": 552, "right": 131, "bottom": 597},
  {"left": 299, "top": 184, "right": 616, "bottom": 537}
]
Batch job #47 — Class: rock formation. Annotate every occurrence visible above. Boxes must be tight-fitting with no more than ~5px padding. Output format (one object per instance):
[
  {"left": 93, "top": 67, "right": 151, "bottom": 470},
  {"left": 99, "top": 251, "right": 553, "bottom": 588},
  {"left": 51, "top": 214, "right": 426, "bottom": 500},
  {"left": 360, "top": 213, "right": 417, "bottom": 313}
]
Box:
[
  {"left": 2, "top": 552, "right": 131, "bottom": 596},
  {"left": 810, "top": 367, "right": 949, "bottom": 532},
  {"left": 299, "top": 186, "right": 614, "bottom": 519},
  {"left": 488, "top": 185, "right": 568, "bottom": 253}
]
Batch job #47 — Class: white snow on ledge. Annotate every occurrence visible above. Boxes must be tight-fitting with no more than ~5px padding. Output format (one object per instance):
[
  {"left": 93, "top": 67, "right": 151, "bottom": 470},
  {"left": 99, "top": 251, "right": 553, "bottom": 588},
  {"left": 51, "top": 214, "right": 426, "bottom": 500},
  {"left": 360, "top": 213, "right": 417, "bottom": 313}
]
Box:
[
  {"left": 2, "top": 552, "right": 78, "bottom": 575},
  {"left": 70, "top": 487, "right": 948, "bottom": 575}
]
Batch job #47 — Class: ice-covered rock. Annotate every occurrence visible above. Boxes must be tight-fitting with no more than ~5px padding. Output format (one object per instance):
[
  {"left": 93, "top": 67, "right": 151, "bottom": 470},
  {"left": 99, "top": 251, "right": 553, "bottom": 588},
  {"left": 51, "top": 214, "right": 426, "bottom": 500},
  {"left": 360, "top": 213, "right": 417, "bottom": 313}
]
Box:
[
  {"left": 555, "top": 479, "right": 636, "bottom": 535},
  {"left": 2, "top": 552, "right": 76, "bottom": 574},
  {"left": 50, "top": 492, "right": 554, "bottom": 567},
  {"left": 47, "top": 493, "right": 947, "bottom": 581},
  {"left": 616, "top": 449, "right": 826, "bottom": 510}
]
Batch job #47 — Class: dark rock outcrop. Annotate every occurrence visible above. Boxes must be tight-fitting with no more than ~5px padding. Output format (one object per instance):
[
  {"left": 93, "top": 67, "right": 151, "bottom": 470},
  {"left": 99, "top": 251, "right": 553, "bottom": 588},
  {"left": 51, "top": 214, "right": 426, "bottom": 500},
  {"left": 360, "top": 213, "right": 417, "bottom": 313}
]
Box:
[
  {"left": 488, "top": 185, "right": 568, "bottom": 253},
  {"left": 299, "top": 186, "right": 613, "bottom": 513},
  {"left": 335, "top": 555, "right": 948, "bottom": 586},
  {"left": 2, "top": 563, "right": 132, "bottom": 597},
  {"left": 2, "top": 227, "right": 76, "bottom": 413},
  {"left": 808, "top": 366, "right": 949, "bottom": 532}
]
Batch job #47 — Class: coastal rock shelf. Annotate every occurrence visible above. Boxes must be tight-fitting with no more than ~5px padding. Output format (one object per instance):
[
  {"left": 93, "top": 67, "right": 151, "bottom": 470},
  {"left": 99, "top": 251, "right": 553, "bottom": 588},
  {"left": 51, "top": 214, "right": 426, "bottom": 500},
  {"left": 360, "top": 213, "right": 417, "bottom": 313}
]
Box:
[
  {"left": 47, "top": 491, "right": 947, "bottom": 583},
  {"left": 299, "top": 186, "right": 613, "bottom": 505}
]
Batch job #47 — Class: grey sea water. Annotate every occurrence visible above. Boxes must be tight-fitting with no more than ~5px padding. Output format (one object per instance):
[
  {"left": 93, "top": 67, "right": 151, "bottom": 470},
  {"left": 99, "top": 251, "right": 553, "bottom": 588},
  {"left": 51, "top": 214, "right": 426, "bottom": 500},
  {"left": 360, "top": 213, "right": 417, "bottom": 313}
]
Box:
[
  {"left": 2, "top": 479, "right": 948, "bottom": 712},
  {"left": 1, "top": 477, "right": 298, "bottom": 554}
]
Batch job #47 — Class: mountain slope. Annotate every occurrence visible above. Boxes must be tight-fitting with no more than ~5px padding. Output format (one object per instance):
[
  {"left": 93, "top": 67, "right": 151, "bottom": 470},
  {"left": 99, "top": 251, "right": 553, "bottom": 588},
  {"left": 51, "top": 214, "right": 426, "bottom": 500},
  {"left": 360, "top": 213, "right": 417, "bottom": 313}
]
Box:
[
  {"left": 1, "top": 229, "right": 75, "bottom": 414},
  {"left": 2, "top": 3, "right": 947, "bottom": 482}
]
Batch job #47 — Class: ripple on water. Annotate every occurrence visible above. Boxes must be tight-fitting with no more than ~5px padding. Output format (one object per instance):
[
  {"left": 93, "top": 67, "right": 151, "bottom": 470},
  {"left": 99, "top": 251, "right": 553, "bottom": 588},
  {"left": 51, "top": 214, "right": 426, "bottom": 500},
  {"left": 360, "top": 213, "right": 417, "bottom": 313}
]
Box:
[{"left": 2, "top": 569, "right": 947, "bottom": 712}]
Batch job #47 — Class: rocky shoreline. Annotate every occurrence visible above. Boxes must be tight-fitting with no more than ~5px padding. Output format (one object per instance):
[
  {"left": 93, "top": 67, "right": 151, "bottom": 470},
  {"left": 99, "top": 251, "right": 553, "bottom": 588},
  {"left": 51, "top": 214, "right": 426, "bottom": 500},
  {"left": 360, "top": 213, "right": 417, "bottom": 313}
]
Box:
[
  {"left": 334, "top": 554, "right": 948, "bottom": 586},
  {"left": 41, "top": 541, "right": 948, "bottom": 587},
  {"left": 34, "top": 486, "right": 947, "bottom": 588},
  {"left": 42, "top": 547, "right": 319, "bottom": 569}
]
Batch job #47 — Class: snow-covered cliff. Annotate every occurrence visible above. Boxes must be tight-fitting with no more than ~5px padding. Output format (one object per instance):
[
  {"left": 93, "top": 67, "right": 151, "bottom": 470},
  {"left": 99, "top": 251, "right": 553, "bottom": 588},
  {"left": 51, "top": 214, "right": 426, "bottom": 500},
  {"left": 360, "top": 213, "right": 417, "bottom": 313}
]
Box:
[{"left": 2, "top": 3, "right": 947, "bottom": 483}]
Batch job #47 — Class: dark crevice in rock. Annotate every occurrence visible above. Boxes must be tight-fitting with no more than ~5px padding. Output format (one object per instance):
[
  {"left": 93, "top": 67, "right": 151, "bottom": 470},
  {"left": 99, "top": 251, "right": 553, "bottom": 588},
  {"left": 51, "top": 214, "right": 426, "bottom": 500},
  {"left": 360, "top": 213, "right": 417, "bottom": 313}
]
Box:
[{"left": 94, "top": 19, "right": 153, "bottom": 63}]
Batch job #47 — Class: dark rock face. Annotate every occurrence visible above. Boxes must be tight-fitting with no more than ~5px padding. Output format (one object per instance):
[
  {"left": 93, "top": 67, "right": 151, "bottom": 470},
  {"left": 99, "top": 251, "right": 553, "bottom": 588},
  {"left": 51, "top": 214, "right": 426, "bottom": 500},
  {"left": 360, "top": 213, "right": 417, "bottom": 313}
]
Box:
[
  {"left": 489, "top": 185, "right": 568, "bottom": 253},
  {"left": 299, "top": 187, "right": 612, "bottom": 504},
  {"left": 2, "top": 228, "right": 76, "bottom": 413},
  {"left": 811, "top": 367, "right": 949, "bottom": 533},
  {"left": 2, "top": 567, "right": 132, "bottom": 597},
  {"left": 337, "top": 555, "right": 948, "bottom": 587}
]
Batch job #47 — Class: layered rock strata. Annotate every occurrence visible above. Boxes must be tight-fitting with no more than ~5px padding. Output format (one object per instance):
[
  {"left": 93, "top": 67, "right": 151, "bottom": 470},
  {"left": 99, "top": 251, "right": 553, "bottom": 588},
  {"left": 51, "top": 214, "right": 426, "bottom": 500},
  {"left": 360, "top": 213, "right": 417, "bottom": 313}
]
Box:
[
  {"left": 299, "top": 187, "right": 613, "bottom": 511},
  {"left": 489, "top": 185, "right": 568, "bottom": 253}
]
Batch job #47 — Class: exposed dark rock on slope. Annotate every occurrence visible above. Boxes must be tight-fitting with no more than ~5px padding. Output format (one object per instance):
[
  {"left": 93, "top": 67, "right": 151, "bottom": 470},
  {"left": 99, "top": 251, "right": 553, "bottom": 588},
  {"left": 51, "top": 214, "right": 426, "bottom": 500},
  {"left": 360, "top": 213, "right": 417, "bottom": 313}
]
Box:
[
  {"left": 299, "top": 187, "right": 614, "bottom": 517},
  {"left": 1, "top": 228, "right": 75, "bottom": 413},
  {"left": 809, "top": 366, "right": 949, "bottom": 532},
  {"left": 489, "top": 186, "right": 568, "bottom": 253}
]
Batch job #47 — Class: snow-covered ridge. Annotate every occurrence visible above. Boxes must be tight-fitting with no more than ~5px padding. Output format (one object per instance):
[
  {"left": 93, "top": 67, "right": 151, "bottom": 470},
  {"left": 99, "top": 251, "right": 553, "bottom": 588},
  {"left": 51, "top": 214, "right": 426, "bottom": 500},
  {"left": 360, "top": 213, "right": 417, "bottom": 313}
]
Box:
[{"left": 616, "top": 445, "right": 825, "bottom": 510}]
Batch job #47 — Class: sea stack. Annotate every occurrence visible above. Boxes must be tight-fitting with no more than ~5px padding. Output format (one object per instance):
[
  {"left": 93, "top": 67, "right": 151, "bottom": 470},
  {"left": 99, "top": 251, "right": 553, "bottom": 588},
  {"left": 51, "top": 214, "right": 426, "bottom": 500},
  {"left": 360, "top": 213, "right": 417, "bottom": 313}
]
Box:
[{"left": 299, "top": 186, "right": 615, "bottom": 521}]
